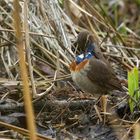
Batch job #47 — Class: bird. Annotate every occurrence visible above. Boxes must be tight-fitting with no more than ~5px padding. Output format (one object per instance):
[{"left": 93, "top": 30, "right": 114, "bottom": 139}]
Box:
[{"left": 70, "top": 31, "right": 124, "bottom": 96}]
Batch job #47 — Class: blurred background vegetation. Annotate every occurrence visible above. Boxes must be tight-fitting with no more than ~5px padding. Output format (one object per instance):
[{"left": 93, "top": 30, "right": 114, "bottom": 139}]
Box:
[{"left": 0, "top": 0, "right": 140, "bottom": 139}]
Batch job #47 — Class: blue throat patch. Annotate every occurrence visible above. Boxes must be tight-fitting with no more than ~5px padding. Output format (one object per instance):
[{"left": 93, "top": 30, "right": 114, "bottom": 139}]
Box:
[
  {"left": 76, "top": 52, "right": 93, "bottom": 64},
  {"left": 76, "top": 42, "right": 95, "bottom": 64},
  {"left": 86, "top": 42, "right": 95, "bottom": 55}
]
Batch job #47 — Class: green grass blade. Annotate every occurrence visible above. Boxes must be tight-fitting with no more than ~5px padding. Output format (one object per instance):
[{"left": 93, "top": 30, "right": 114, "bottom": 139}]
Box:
[{"left": 128, "top": 67, "right": 139, "bottom": 112}]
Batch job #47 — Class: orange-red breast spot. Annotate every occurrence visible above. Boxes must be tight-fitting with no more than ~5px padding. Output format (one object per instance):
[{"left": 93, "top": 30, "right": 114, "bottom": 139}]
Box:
[
  {"left": 69, "top": 61, "right": 77, "bottom": 71},
  {"left": 69, "top": 59, "right": 89, "bottom": 72}
]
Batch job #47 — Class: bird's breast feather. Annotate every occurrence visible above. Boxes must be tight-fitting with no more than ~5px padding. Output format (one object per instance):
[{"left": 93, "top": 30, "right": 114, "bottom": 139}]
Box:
[{"left": 69, "top": 59, "right": 89, "bottom": 72}]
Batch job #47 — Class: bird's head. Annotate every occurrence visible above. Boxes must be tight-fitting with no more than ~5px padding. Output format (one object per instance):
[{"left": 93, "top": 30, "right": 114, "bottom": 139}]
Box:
[
  {"left": 75, "top": 30, "right": 96, "bottom": 56},
  {"left": 70, "top": 31, "right": 98, "bottom": 71}
]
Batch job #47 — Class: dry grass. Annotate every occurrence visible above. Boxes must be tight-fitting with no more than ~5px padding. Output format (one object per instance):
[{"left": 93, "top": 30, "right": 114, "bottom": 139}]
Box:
[{"left": 0, "top": 0, "right": 140, "bottom": 139}]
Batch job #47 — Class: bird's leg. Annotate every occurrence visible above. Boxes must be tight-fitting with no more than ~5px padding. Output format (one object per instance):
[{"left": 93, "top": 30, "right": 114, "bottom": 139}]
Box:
[
  {"left": 101, "top": 95, "right": 108, "bottom": 124},
  {"left": 95, "top": 95, "right": 108, "bottom": 124}
]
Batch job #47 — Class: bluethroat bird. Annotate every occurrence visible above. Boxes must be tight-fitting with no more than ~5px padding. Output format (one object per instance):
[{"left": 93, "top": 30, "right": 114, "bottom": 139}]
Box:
[{"left": 70, "top": 31, "right": 124, "bottom": 96}]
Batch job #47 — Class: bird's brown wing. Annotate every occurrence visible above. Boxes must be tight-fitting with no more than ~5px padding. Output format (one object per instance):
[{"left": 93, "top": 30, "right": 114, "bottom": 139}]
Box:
[
  {"left": 93, "top": 45, "right": 118, "bottom": 76},
  {"left": 87, "top": 59, "right": 123, "bottom": 91}
]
